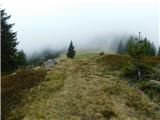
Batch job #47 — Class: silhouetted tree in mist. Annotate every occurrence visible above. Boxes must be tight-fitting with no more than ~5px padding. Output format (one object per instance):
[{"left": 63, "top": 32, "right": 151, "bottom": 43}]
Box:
[{"left": 66, "top": 41, "right": 76, "bottom": 59}]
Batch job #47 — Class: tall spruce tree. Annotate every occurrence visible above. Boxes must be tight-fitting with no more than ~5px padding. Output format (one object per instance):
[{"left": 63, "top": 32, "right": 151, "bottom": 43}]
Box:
[
  {"left": 66, "top": 41, "right": 76, "bottom": 59},
  {"left": 1, "top": 10, "right": 18, "bottom": 72},
  {"left": 1, "top": 10, "right": 26, "bottom": 72}
]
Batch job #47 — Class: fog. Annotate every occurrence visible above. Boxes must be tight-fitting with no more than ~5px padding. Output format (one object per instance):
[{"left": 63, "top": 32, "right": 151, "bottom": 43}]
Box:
[{"left": 1, "top": 0, "right": 159, "bottom": 55}]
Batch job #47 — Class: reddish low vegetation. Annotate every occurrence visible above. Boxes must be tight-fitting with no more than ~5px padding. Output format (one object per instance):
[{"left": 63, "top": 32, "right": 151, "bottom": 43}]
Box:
[
  {"left": 1, "top": 69, "right": 47, "bottom": 119},
  {"left": 96, "top": 54, "right": 131, "bottom": 70},
  {"left": 143, "top": 56, "right": 160, "bottom": 66}
]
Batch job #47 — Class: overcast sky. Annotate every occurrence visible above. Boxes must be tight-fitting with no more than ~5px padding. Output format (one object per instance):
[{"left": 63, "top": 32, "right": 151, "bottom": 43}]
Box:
[{"left": 1, "top": 0, "right": 159, "bottom": 54}]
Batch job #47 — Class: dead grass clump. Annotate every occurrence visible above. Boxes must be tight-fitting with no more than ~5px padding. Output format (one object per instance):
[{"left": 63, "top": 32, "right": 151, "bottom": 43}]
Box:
[{"left": 1, "top": 68, "right": 47, "bottom": 119}]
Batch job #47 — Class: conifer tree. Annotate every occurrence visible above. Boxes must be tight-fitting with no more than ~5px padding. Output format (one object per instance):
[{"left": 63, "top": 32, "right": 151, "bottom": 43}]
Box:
[
  {"left": 66, "top": 41, "right": 76, "bottom": 59},
  {"left": 15, "top": 50, "right": 26, "bottom": 66},
  {"left": 1, "top": 9, "right": 26, "bottom": 72},
  {"left": 1, "top": 10, "right": 18, "bottom": 72}
]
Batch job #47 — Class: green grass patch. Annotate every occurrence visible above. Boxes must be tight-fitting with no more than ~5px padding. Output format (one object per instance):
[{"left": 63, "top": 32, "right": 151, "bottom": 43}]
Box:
[{"left": 75, "top": 52, "right": 97, "bottom": 60}]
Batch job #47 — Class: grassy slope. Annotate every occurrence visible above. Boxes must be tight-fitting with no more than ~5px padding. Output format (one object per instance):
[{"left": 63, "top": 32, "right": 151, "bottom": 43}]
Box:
[
  {"left": 3, "top": 53, "right": 160, "bottom": 120},
  {"left": 1, "top": 69, "right": 47, "bottom": 120}
]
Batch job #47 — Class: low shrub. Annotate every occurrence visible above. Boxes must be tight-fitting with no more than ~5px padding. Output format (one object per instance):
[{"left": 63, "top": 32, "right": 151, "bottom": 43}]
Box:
[
  {"left": 121, "top": 63, "right": 137, "bottom": 79},
  {"left": 99, "top": 51, "right": 104, "bottom": 55},
  {"left": 121, "top": 61, "right": 154, "bottom": 80}
]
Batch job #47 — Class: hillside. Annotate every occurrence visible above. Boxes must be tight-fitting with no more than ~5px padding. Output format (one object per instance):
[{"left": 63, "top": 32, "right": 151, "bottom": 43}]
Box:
[{"left": 2, "top": 53, "right": 160, "bottom": 120}]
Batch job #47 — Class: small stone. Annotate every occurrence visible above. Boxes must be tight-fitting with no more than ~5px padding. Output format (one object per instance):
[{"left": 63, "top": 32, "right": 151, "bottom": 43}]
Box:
[{"left": 44, "top": 59, "right": 57, "bottom": 69}]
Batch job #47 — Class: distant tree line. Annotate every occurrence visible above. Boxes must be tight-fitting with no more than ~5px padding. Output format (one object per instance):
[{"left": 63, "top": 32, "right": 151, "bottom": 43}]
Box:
[
  {"left": 1, "top": 10, "right": 26, "bottom": 72},
  {"left": 27, "top": 49, "right": 63, "bottom": 65},
  {"left": 117, "top": 36, "right": 159, "bottom": 56},
  {"left": 118, "top": 34, "right": 160, "bottom": 80}
]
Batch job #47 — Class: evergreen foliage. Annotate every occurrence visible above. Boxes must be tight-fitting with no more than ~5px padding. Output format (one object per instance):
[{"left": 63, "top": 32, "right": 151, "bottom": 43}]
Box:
[
  {"left": 66, "top": 41, "right": 76, "bottom": 59},
  {"left": 15, "top": 50, "right": 26, "bottom": 67},
  {"left": 1, "top": 10, "right": 26, "bottom": 72},
  {"left": 126, "top": 36, "right": 136, "bottom": 54},
  {"left": 119, "top": 35, "right": 156, "bottom": 80}
]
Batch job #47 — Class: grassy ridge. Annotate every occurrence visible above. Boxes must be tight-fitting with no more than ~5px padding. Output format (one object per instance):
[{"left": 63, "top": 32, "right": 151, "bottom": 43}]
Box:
[{"left": 2, "top": 53, "right": 160, "bottom": 120}]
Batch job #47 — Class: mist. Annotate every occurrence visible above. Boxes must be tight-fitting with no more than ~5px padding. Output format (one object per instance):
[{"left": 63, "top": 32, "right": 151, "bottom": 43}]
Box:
[{"left": 1, "top": 0, "right": 159, "bottom": 55}]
